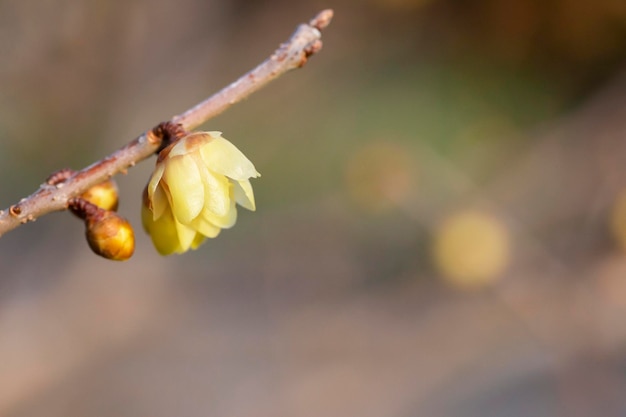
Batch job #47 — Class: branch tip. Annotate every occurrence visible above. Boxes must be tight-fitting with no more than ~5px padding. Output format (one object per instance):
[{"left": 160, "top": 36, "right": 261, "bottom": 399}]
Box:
[{"left": 310, "top": 9, "right": 334, "bottom": 30}]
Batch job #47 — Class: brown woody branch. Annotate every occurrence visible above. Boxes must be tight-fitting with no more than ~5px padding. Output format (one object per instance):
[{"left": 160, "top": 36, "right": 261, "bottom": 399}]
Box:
[{"left": 0, "top": 9, "right": 333, "bottom": 237}]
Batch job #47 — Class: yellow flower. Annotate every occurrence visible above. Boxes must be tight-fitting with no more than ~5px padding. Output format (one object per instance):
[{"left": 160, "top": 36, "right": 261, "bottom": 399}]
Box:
[{"left": 142, "top": 131, "right": 260, "bottom": 255}]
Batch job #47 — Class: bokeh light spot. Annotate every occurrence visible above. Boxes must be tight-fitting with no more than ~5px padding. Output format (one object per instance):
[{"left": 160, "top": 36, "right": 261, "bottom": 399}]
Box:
[{"left": 433, "top": 209, "right": 510, "bottom": 289}]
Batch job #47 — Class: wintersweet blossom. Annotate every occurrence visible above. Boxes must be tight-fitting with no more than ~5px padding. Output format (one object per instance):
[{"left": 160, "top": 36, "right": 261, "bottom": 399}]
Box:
[{"left": 142, "top": 131, "right": 260, "bottom": 255}]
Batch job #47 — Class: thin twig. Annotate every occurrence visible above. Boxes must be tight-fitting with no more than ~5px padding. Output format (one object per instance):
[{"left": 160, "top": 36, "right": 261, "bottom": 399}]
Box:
[{"left": 0, "top": 9, "right": 333, "bottom": 238}]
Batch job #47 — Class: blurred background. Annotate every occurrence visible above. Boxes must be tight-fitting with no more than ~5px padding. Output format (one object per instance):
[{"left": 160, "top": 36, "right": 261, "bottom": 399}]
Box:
[{"left": 2, "top": 0, "right": 626, "bottom": 416}]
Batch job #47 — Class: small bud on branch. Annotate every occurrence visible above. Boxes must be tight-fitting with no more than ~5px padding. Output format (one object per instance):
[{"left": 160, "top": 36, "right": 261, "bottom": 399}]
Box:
[{"left": 69, "top": 198, "right": 135, "bottom": 261}]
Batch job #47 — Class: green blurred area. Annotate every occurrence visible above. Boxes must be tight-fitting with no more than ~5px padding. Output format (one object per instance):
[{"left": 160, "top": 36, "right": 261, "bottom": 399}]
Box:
[{"left": 2, "top": 1, "right": 626, "bottom": 416}]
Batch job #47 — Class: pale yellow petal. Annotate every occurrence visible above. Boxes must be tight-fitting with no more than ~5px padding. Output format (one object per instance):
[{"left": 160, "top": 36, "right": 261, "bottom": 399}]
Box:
[
  {"left": 201, "top": 198, "right": 237, "bottom": 229},
  {"left": 234, "top": 179, "right": 256, "bottom": 211},
  {"left": 195, "top": 158, "right": 231, "bottom": 217},
  {"left": 191, "top": 215, "right": 222, "bottom": 238},
  {"left": 147, "top": 164, "right": 165, "bottom": 201},
  {"left": 152, "top": 184, "right": 169, "bottom": 221},
  {"left": 199, "top": 134, "right": 260, "bottom": 181},
  {"left": 163, "top": 155, "right": 204, "bottom": 224},
  {"left": 143, "top": 204, "right": 183, "bottom": 255},
  {"left": 191, "top": 233, "right": 207, "bottom": 250},
  {"left": 141, "top": 199, "right": 155, "bottom": 234},
  {"left": 167, "top": 132, "right": 208, "bottom": 158},
  {"left": 175, "top": 219, "right": 197, "bottom": 252}
]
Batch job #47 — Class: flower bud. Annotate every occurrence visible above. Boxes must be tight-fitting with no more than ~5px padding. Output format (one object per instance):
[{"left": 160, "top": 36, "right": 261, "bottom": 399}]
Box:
[
  {"left": 80, "top": 179, "right": 119, "bottom": 212},
  {"left": 85, "top": 210, "right": 135, "bottom": 261},
  {"left": 70, "top": 197, "right": 134, "bottom": 261}
]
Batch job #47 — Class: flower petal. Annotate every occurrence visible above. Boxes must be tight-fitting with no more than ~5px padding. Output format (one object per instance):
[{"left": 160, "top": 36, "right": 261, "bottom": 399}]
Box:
[
  {"left": 175, "top": 219, "right": 197, "bottom": 252},
  {"left": 191, "top": 215, "right": 222, "bottom": 238},
  {"left": 142, "top": 204, "right": 183, "bottom": 255},
  {"left": 199, "top": 133, "right": 260, "bottom": 180},
  {"left": 234, "top": 179, "right": 256, "bottom": 211},
  {"left": 167, "top": 132, "right": 207, "bottom": 158},
  {"left": 147, "top": 163, "right": 165, "bottom": 201},
  {"left": 191, "top": 234, "right": 207, "bottom": 250},
  {"left": 141, "top": 198, "right": 155, "bottom": 234},
  {"left": 152, "top": 184, "right": 168, "bottom": 221},
  {"left": 201, "top": 197, "right": 237, "bottom": 229},
  {"left": 196, "top": 159, "right": 231, "bottom": 217},
  {"left": 163, "top": 155, "right": 204, "bottom": 224}
]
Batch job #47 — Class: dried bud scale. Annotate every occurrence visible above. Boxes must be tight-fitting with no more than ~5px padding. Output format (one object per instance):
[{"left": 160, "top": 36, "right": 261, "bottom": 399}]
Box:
[{"left": 153, "top": 121, "right": 188, "bottom": 154}]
